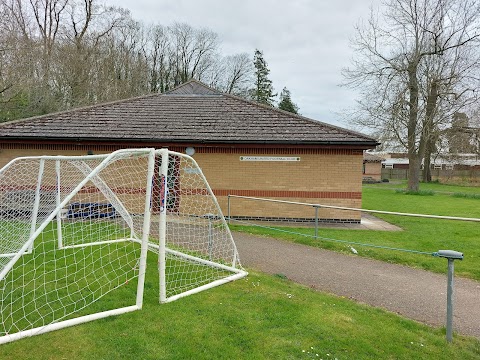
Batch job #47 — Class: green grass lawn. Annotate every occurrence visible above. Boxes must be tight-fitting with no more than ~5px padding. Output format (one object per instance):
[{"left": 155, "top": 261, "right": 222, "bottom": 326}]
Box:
[
  {"left": 0, "top": 219, "right": 236, "bottom": 339},
  {"left": 365, "top": 180, "right": 480, "bottom": 195},
  {"left": 1, "top": 187, "right": 480, "bottom": 358},
  {"left": 230, "top": 183, "right": 480, "bottom": 280},
  {"left": 1, "top": 269, "right": 479, "bottom": 360}
]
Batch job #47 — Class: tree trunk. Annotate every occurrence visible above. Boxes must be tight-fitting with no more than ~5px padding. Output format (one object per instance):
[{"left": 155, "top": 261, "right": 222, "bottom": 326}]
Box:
[
  {"left": 422, "top": 79, "right": 439, "bottom": 182},
  {"left": 407, "top": 62, "right": 420, "bottom": 191},
  {"left": 409, "top": 154, "right": 422, "bottom": 190},
  {"left": 423, "top": 151, "right": 432, "bottom": 182}
]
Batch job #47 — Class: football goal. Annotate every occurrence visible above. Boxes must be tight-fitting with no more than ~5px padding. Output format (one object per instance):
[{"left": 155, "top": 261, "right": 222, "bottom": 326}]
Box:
[{"left": 0, "top": 148, "right": 246, "bottom": 344}]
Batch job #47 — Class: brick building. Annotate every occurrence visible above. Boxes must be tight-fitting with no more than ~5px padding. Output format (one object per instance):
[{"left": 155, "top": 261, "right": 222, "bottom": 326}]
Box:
[
  {"left": 363, "top": 152, "right": 384, "bottom": 181},
  {"left": 0, "top": 80, "right": 378, "bottom": 222}
]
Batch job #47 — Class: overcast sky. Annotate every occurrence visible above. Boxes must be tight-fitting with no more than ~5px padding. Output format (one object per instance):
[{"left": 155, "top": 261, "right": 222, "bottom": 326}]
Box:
[{"left": 114, "top": 0, "right": 378, "bottom": 130}]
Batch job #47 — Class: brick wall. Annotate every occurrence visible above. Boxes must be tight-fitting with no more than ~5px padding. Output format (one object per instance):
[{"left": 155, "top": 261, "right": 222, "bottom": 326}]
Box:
[
  {"left": 0, "top": 146, "right": 364, "bottom": 222},
  {"left": 194, "top": 149, "right": 363, "bottom": 221}
]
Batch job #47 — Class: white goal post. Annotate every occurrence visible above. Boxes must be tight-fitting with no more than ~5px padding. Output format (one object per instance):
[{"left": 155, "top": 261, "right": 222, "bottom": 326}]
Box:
[{"left": 0, "top": 148, "right": 246, "bottom": 345}]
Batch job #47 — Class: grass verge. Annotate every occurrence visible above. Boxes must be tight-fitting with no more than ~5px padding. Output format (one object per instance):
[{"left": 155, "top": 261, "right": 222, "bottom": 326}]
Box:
[{"left": 366, "top": 180, "right": 480, "bottom": 195}]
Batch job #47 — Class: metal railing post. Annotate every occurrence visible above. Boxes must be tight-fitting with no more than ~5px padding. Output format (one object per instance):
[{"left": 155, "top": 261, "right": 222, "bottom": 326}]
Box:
[
  {"left": 227, "top": 194, "right": 231, "bottom": 224},
  {"left": 208, "top": 218, "right": 213, "bottom": 260},
  {"left": 314, "top": 206, "right": 318, "bottom": 239},
  {"left": 205, "top": 213, "right": 215, "bottom": 260},
  {"left": 446, "top": 258, "right": 455, "bottom": 342},
  {"left": 435, "top": 250, "right": 464, "bottom": 343}
]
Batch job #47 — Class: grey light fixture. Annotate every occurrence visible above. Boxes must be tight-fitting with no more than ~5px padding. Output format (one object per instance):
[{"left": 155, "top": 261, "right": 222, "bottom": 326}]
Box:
[{"left": 185, "top": 147, "right": 195, "bottom": 156}]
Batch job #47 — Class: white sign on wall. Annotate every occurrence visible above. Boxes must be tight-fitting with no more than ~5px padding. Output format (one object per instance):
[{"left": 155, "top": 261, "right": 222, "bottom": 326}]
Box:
[{"left": 239, "top": 156, "right": 300, "bottom": 162}]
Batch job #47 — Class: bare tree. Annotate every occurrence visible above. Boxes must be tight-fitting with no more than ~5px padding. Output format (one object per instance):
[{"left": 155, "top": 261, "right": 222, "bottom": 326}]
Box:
[
  {"left": 146, "top": 24, "right": 170, "bottom": 92},
  {"left": 56, "top": 0, "right": 131, "bottom": 105},
  {"left": 420, "top": 56, "right": 480, "bottom": 181},
  {"left": 30, "top": 0, "right": 68, "bottom": 63},
  {"left": 344, "top": 0, "right": 480, "bottom": 190},
  {"left": 222, "top": 53, "right": 253, "bottom": 95},
  {"left": 0, "top": 1, "right": 255, "bottom": 121},
  {"left": 0, "top": 0, "right": 59, "bottom": 118},
  {"left": 205, "top": 53, "right": 253, "bottom": 96},
  {"left": 170, "top": 23, "right": 218, "bottom": 86}
]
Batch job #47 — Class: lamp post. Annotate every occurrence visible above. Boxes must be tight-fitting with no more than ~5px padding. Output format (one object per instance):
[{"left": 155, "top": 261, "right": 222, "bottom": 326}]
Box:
[{"left": 435, "top": 250, "right": 464, "bottom": 342}]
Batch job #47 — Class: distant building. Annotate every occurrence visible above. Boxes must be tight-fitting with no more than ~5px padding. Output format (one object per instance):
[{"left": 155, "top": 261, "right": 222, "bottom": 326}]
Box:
[
  {"left": 378, "top": 153, "right": 480, "bottom": 170},
  {"left": 382, "top": 156, "right": 410, "bottom": 170},
  {"left": 363, "top": 152, "right": 384, "bottom": 180},
  {"left": 447, "top": 113, "right": 477, "bottom": 154}
]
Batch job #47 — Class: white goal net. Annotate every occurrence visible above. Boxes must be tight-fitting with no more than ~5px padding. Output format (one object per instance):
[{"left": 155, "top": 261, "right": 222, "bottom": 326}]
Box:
[{"left": 0, "top": 148, "right": 246, "bottom": 344}]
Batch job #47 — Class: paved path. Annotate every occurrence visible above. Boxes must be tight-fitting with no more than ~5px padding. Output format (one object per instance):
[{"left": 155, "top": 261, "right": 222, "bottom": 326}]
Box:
[{"left": 233, "top": 232, "right": 480, "bottom": 339}]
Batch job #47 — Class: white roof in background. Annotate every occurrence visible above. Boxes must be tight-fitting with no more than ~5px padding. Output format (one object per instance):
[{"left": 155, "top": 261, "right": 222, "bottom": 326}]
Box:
[
  {"left": 435, "top": 154, "right": 480, "bottom": 166},
  {"left": 382, "top": 155, "right": 480, "bottom": 166},
  {"left": 382, "top": 158, "right": 409, "bottom": 165},
  {"left": 434, "top": 159, "right": 480, "bottom": 166}
]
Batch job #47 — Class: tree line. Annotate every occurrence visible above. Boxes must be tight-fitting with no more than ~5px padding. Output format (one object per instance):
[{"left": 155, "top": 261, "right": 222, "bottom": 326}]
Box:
[
  {"left": 343, "top": 0, "right": 480, "bottom": 190},
  {"left": 0, "top": 0, "right": 299, "bottom": 122}
]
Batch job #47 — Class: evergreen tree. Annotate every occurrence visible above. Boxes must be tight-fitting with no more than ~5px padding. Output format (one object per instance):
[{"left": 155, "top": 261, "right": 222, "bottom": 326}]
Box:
[
  {"left": 251, "top": 49, "right": 276, "bottom": 106},
  {"left": 278, "top": 87, "right": 299, "bottom": 114}
]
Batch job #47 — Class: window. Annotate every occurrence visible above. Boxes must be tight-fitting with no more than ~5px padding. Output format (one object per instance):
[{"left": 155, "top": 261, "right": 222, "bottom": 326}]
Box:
[
  {"left": 433, "top": 164, "right": 442, "bottom": 170},
  {"left": 384, "top": 164, "right": 394, "bottom": 169}
]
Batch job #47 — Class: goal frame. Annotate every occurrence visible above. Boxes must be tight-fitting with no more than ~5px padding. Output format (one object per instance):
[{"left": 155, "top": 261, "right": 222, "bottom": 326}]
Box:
[{"left": 0, "top": 148, "right": 247, "bottom": 345}]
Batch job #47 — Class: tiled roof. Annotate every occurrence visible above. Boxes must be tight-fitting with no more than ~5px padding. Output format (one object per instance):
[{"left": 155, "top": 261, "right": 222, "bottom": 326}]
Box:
[{"left": 0, "top": 80, "right": 378, "bottom": 146}]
